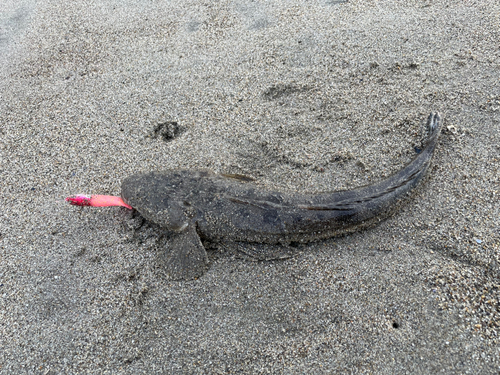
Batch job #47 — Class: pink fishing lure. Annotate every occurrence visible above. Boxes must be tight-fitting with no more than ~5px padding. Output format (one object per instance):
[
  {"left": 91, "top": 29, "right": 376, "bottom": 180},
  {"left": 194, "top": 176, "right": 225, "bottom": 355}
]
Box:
[{"left": 66, "top": 195, "right": 133, "bottom": 209}]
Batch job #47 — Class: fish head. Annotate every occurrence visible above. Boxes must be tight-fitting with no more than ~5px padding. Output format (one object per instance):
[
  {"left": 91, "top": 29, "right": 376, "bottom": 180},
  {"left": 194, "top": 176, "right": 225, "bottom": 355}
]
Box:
[{"left": 121, "top": 171, "right": 199, "bottom": 232}]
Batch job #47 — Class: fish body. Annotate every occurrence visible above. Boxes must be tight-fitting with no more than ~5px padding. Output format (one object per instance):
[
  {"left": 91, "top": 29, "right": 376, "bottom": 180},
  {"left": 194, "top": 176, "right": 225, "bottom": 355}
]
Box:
[{"left": 121, "top": 113, "right": 442, "bottom": 279}]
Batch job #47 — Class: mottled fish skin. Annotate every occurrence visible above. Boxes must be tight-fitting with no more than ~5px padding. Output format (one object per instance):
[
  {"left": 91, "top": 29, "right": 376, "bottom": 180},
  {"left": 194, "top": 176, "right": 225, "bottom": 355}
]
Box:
[{"left": 122, "top": 113, "right": 442, "bottom": 279}]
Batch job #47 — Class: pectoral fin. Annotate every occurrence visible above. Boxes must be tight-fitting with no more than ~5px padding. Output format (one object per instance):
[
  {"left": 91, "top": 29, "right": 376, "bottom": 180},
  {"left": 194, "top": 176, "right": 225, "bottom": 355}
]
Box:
[{"left": 159, "top": 222, "right": 208, "bottom": 280}]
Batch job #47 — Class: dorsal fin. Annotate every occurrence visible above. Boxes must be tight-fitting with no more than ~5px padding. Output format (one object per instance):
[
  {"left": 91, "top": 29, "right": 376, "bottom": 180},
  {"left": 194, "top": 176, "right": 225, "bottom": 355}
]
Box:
[{"left": 220, "top": 173, "right": 255, "bottom": 182}]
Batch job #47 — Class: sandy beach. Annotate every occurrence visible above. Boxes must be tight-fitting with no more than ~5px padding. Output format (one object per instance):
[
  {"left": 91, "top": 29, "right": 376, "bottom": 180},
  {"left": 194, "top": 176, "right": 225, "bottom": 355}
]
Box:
[{"left": 1, "top": 0, "right": 499, "bottom": 373}]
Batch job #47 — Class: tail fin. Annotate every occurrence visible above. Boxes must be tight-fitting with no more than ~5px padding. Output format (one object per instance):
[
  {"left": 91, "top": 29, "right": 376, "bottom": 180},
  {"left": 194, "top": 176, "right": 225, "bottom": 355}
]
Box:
[{"left": 424, "top": 112, "right": 442, "bottom": 146}]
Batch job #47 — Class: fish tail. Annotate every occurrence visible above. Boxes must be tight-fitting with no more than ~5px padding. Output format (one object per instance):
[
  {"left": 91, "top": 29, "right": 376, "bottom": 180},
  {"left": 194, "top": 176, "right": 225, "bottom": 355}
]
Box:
[{"left": 425, "top": 112, "right": 442, "bottom": 144}]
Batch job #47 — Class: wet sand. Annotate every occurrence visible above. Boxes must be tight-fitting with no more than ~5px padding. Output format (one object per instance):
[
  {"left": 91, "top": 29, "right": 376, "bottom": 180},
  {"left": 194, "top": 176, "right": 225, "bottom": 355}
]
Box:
[{"left": 1, "top": 0, "right": 499, "bottom": 373}]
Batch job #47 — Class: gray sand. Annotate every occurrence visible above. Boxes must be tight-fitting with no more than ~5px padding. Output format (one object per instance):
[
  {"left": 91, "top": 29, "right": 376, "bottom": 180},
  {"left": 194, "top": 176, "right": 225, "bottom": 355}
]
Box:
[{"left": 1, "top": 0, "right": 499, "bottom": 373}]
